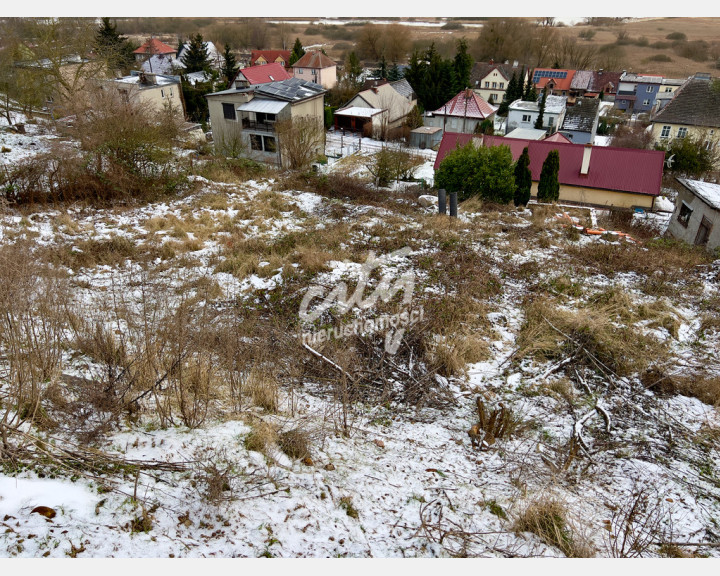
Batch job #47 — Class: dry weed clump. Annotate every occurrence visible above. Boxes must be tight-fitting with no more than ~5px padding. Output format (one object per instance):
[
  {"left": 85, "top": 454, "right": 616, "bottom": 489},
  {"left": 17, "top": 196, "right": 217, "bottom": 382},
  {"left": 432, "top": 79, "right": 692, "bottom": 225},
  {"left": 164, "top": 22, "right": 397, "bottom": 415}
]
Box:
[
  {"left": 642, "top": 368, "right": 720, "bottom": 406},
  {"left": 244, "top": 421, "right": 278, "bottom": 455},
  {"left": 244, "top": 367, "right": 279, "bottom": 413},
  {"left": 518, "top": 295, "right": 667, "bottom": 377},
  {"left": 278, "top": 428, "right": 311, "bottom": 460},
  {"left": 514, "top": 497, "right": 594, "bottom": 557}
]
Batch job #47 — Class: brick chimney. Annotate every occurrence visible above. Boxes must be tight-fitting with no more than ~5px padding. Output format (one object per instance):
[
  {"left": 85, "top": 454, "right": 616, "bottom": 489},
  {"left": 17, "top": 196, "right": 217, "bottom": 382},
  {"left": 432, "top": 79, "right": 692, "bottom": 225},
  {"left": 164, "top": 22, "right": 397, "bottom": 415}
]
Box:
[{"left": 581, "top": 144, "right": 592, "bottom": 175}]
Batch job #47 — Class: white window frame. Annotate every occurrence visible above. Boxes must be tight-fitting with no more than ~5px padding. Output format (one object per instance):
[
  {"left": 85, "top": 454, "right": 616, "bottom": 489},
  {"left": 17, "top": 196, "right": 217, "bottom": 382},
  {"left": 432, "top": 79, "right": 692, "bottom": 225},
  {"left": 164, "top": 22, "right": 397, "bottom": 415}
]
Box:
[
  {"left": 522, "top": 114, "right": 531, "bottom": 122},
  {"left": 677, "top": 127, "right": 688, "bottom": 139},
  {"left": 660, "top": 125, "right": 671, "bottom": 138}
]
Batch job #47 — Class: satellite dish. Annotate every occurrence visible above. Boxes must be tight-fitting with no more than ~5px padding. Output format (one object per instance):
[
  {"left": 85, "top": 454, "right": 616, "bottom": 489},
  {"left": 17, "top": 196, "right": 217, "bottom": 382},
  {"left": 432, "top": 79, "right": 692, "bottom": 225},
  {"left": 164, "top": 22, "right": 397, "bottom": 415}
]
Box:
[{"left": 665, "top": 154, "right": 675, "bottom": 169}]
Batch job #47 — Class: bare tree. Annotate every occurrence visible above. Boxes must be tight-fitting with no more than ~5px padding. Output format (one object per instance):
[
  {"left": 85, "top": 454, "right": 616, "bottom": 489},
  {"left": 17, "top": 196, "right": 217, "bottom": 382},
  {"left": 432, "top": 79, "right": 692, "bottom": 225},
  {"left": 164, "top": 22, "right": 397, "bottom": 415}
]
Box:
[
  {"left": 274, "top": 115, "right": 325, "bottom": 169},
  {"left": 357, "top": 23, "right": 384, "bottom": 61}
]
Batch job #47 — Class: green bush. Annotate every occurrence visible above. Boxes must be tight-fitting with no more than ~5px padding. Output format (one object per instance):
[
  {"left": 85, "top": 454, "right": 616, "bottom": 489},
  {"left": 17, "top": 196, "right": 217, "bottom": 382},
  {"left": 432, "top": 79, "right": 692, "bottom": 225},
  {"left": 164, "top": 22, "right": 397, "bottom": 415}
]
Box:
[
  {"left": 665, "top": 32, "right": 687, "bottom": 41},
  {"left": 435, "top": 142, "right": 515, "bottom": 203}
]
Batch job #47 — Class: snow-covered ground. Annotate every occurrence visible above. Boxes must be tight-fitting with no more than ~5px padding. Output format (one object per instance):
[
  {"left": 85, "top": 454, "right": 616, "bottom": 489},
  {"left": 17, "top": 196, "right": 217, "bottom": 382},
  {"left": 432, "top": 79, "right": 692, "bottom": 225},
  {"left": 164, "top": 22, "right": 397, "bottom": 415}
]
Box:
[{"left": 1, "top": 124, "right": 719, "bottom": 559}]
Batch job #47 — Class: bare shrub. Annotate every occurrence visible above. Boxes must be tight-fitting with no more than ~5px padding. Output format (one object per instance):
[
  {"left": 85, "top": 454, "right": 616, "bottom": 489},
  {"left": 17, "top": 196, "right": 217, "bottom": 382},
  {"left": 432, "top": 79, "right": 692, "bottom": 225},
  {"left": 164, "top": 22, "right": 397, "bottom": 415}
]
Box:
[
  {"left": 274, "top": 115, "right": 325, "bottom": 170},
  {"left": 0, "top": 242, "right": 68, "bottom": 450},
  {"left": 605, "top": 486, "right": 670, "bottom": 557},
  {"left": 468, "top": 397, "right": 521, "bottom": 450},
  {"left": 191, "top": 447, "right": 238, "bottom": 504},
  {"left": 244, "top": 421, "right": 277, "bottom": 455}
]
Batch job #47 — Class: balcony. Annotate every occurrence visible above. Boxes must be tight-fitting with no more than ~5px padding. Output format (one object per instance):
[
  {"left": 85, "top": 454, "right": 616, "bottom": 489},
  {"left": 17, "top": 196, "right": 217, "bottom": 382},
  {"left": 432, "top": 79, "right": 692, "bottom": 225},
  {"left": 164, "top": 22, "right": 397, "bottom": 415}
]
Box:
[{"left": 242, "top": 118, "right": 276, "bottom": 132}]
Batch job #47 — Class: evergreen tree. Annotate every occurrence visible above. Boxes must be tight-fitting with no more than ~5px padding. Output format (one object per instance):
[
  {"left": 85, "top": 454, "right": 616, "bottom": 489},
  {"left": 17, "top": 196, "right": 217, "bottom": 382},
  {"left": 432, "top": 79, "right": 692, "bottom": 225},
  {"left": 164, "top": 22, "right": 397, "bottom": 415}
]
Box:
[
  {"left": 498, "top": 71, "right": 517, "bottom": 116},
  {"left": 537, "top": 150, "right": 560, "bottom": 203},
  {"left": 375, "top": 54, "right": 388, "bottom": 79},
  {"left": 387, "top": 62, "right": 402, "bottom": 81},
  {"left": 535, "top": 87, "right": 547, "bottom": 129},
  {"left": 180, "top": 34, "right": 211, "bottom": 73},
  {"left": 220, "top": 43, "right": 237, "bottom": 86},
  {"left": 181, "top": 75, "right": 213, "bottom": 123},
  {"left": 289, "top": 38, "right": 305, "bottom": 66},
  {"left": 95, "top": 17, "right": 134, "bottom": 72},
  {"left": 452, "top": 38, "right": 473, "bottom": 93},
  {"left": 343, "top": 51, "right": 363, "bottom": 88},
  {"left": 523, "top": 72, "right": 537, "bottom": 101},
  {"left": 514, "top": 147, "right": 532, "bottom": 206}
]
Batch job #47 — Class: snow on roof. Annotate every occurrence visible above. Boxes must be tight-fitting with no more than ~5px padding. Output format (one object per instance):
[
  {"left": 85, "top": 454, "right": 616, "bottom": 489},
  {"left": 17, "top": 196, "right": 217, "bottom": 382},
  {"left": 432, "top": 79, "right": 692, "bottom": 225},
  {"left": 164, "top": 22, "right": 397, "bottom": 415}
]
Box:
[
  {"left": 113, "top": 74, "right": 179, "bottom": 88},
  {"left": 505, "top": 128, "right": 548, "bottom": 140},
  {"left": 509, "top": 95, "right": 566, "bottom": 115},
  {"left": 141, "top": 54, "right": 183, "bottom": 75},
  {"left": 432, "top": 90, "right": 496, "bottom": 120},
  {"left": 335, "top": 106, "right": 384, "bottom": 118},
  {"left": 678, "top": 178, "right": 720, "bottom": 210},
  {"left": 561, "top": 98, "right": 599, "bottom": 132}
]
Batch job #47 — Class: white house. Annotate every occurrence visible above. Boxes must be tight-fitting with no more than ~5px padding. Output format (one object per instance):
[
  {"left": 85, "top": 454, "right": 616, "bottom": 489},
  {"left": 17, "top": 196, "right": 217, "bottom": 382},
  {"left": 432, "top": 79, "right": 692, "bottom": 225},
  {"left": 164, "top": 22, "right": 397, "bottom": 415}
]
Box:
[{"left": 506, "top": 95, "right": 567, "bottom": 135}]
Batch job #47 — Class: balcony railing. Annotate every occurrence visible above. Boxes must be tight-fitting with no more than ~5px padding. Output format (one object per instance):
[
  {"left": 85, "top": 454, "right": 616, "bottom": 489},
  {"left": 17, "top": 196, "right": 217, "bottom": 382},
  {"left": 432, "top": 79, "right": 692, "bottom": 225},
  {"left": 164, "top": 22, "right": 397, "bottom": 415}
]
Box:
[{"left": 241, "top": 119, "right": 276, "bottom": 132}]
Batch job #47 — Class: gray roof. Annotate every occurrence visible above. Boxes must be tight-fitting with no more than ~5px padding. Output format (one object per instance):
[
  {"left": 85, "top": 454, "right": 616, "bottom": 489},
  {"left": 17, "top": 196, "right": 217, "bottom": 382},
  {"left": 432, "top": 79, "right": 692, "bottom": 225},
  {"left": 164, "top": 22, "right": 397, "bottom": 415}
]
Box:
[
  {"left": 509, "top": 95, "right": 566, "bottom": 115},
  {"left": 652, "top": 77, "right": 720, "bottom": 129},
  {"left": 561, "top": 98, "right": 600, "bottom": 132},
  {"left": 390, "top": 78, "right": 415, "bottom": 101},
  {"left": 252, "top": 77, "right": 326, "bottom": 102},
  {"left": 206, "top": 77, "right": 325, "bottom": 102}
]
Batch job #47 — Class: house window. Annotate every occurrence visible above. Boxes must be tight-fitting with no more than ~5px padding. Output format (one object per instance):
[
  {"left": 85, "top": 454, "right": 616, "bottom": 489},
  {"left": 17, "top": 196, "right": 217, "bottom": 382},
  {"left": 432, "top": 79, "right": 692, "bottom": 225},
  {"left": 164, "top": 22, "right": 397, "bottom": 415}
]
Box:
[
  {"left": 548, "top": 117, "right": 554, "bottom": 127},
  {"left": 499, "top": 83, "right": 504, "bottom": 89},
  {"left": 297, "top": 69, "right": 302, "bottom": 74},
  {"left": 661, "top": 125, "right": 671, "bottom": 138},
  {"left": 642, "top": 99, "right": 650, "bottom": 106},
  {"left": 522, "top": 114, "right": 531, "bottom": 122},
  {"left": 161, "top": 89, "right": 165, "bottom": 97},
  {"left": 492, "top": 82, "right": 497, "bottom": 88},
  {"left": 677, "top": 127, "right": 688, "bottom": 138},
  {"left": 488, "top": 94, "right": 496, "bottom": 103},
  {"left": 170, "top": 88, "right": 173, "bottom": 97},
  {"left": 222, "top": 103, "right": 236, "bottom": 121},
  {"left": 664, "top": 87, "right": 673, "bottom": 92},
  {"left": 677, "top": 202, "right": 692, "bottom": 227},
  {"left": 250, "top": 134, "right": 277, "bottom": 153},
  {"left": 484, "top": 81, "right": 490, "bottom": 88},
  {"left": 646, "top": 86, "right": 654, "bottom": 92}
]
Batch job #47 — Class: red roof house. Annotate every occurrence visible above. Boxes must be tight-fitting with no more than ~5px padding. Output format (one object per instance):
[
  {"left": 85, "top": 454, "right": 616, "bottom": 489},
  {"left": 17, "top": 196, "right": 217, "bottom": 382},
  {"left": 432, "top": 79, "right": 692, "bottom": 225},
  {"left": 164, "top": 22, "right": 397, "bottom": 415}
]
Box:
[
  {"left": 434, "top": 132, "right": 664, "bottom": 210},
  {"left": 232, "top": 62, "right": 292, "bottom": 87},
  {"left": 133, "top": 38, "right": 177, "bottom": 61},
  {"left": 426, "top": 89, "right": 497, "bottom": 134},
  {"left": 250, "top": 50, "right": 291, "bottom": 68},
  {"left": 532, "top": 69, "right": 577, "bottom": 96}
]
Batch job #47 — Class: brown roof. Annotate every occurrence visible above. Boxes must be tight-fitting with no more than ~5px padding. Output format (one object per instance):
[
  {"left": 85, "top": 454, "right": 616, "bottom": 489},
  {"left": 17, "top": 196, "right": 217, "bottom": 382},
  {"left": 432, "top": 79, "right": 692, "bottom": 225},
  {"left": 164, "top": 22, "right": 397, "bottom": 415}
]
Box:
[
  {"left": 469, "top": 62, "right": 519, "bottom": 87},
  {"left": 133, "top": 38, "right": 176, "bottom": 56},
  {"left": 250, "top": 50, "right": 291, "bottom": 67},
  {"left": 652, "top": 77, "right": 720, "bottom": 129},
  {"left": 292, "top": 51, "right": 336, "bottom": 70}
]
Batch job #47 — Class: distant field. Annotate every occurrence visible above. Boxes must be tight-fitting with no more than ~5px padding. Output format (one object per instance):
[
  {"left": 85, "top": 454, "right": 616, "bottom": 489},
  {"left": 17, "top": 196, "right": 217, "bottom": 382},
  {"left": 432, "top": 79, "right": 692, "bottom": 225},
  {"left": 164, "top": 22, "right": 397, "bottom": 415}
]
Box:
[{"left": 120, "top": 16, "right": 720, "bottom": 78}]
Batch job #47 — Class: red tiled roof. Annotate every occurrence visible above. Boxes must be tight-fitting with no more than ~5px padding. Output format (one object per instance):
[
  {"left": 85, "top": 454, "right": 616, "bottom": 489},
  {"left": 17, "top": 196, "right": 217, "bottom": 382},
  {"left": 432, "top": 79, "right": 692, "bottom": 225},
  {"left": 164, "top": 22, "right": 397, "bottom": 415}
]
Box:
[
  {"left": 292, "top": 50, "right": 336, "bottom": 69},
  {"left": 133, "top": 38, "right": 176, "bottom": 56},
  {"left": 434, "top": 132, "right": 664, "bottom": 197},
  {"left": 533, "top": 69, "right": 576, "bottom": 92},
  {"left": 250, "top": 50, "right": 291, "bottom": 67},
  {"left": 238, "top": 62, "right": 292, "bottom": 84},
  {"left": 433, "top": 90, "right": 497, "bottom": 120},
  {"left": 543, "top": 132, "right": 573, "bottom": 144}
]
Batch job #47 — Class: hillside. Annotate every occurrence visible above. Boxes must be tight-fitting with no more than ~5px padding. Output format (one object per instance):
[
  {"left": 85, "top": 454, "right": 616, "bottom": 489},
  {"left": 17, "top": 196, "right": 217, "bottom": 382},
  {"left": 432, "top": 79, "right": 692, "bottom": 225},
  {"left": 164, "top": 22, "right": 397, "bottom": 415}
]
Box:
[{"left": 1, "top": 117, "right": 720, "bottom": 558}]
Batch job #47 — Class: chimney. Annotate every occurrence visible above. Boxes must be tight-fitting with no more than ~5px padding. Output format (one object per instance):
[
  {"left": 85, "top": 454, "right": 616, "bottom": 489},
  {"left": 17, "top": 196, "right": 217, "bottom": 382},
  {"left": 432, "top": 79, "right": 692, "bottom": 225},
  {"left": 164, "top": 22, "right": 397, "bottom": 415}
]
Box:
[{"left": 580, "top": 144, "right": 592, "bottom": 175}]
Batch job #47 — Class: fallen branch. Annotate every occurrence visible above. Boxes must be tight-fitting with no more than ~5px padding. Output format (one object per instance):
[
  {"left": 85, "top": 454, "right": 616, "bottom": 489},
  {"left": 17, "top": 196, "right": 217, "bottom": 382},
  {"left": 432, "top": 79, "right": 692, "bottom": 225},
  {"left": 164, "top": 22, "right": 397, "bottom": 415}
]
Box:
[{"left": 303, "top": 343, "right": 353, "bottom": 380}]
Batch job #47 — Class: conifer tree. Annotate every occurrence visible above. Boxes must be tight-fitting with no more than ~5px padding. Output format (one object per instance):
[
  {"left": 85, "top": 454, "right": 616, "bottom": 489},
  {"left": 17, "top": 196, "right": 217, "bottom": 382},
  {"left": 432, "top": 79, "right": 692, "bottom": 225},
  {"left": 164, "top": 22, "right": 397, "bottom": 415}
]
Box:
[
  {"left": 537, "top": 149, "right": 560, "bottom": 203},
  {"left": 498, "top": 71, "right": 517, "bottom": 116},
  {"left": 452, "top": 38, "right": 473, "bottom": 93},
  {"left": 523, "top": 72, "right": 537, "bottom": 101},
  {"left": 180, "top": 34, "right": 211, "bottom": 73},
  {"left": 514, "top": 146, "right": 532, "bottom": 206},
  {"left": 289, "top": 38, "right": 305, "bottom": 66},
  {"left": 343, "top": 51, "right": 363, "bottom": 88},
  {"left": 535, "top": 86, "right": 547, "bottom": 129},
  {"left": 220, "top": 43, "right": 237, "bottom": 86},
  {"left": 387, "top": 62, "right": 402, "bottom": 81},
  {"left": 95, "top": 17, "right": 134, "bottom": 72},
  {"left": 375, "top": 54, "right": 388, "bottom": 80}
]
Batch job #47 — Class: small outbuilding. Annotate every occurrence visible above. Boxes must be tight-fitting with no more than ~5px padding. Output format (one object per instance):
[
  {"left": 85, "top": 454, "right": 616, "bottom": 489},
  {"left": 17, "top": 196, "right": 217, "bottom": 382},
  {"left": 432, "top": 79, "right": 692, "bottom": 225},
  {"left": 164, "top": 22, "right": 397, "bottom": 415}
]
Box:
[
  {"left": 409, "top": 126, "right": 443, "bottom": 149},
  {"left": 666, "top": 178, "right": 720, "bottom": 250}
]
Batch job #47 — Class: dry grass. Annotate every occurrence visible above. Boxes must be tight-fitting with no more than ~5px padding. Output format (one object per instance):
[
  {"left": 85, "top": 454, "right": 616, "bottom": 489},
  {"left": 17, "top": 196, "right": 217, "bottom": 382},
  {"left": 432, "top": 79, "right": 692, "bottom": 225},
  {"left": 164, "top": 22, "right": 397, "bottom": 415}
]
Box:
[
  {"left": 642, "top": 368, "right": 720, "bottom": 406},
  {"left": 244, "top": 421, "right": 278, "bottom": 455},
  {"left": 278, "top": 428, "right": 311, "bottom": 460},
  {"left": 244, "top": 367, "right": 279, "bottom": 413},
  {"left": 514, "top": 497, "right": 594, "bottom": 558},
  {"left": 518, "top": 295, "right": 668, "bottom": 377}
]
